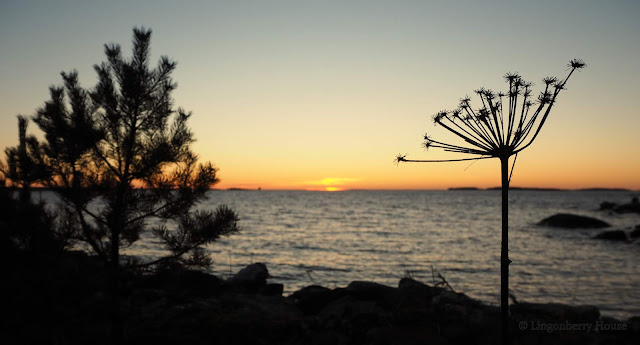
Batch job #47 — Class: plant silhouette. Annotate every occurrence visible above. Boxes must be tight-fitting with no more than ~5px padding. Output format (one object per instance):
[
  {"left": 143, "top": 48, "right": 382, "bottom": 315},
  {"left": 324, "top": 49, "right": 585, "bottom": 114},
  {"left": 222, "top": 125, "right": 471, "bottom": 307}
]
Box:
[
  {"left": 396, "top": 59, "right": 586, "bottom": 344},
  {"left": 7, "top": 27, "right": 239, "bottom": 342}
]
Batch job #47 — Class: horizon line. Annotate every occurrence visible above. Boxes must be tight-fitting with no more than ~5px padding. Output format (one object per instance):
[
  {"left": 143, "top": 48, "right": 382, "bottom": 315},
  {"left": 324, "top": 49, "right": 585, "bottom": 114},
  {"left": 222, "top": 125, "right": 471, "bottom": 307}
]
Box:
[
  {"left": 15, "top": 186, "right": 639, "bottom": 192},
  {"left": 214, "top": 186, "right": 638, "bottom": 192}
]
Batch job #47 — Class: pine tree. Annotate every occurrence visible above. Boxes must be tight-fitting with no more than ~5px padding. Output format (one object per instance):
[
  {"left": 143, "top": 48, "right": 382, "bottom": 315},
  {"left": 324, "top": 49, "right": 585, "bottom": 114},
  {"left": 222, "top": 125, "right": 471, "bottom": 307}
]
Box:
[{"left": 27, "top": 27, "right": 239, "bottom": 342}]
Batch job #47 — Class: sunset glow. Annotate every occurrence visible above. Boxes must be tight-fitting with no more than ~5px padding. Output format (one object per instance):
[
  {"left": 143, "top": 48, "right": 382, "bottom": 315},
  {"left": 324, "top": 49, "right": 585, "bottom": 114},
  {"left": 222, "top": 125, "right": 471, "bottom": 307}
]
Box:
[{"left": 301, "top": 178, "right": 358, "bottom": 191}]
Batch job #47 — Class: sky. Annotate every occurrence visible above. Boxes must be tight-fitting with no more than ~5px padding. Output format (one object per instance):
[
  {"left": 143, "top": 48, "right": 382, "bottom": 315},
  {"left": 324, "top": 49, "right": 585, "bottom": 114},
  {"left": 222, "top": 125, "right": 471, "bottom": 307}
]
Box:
[{"left": 1, "top": 0, "right": 639, "bottom": 191}]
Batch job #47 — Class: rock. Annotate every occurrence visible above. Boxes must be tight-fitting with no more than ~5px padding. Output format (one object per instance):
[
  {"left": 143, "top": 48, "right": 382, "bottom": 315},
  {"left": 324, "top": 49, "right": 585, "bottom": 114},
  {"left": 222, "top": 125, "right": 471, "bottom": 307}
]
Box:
[
  {"left": 600, "top": 197, "right": 640, "bottom": 214},
  {"left": 289, "top": 285, "right": 344, "bottom": 315},
  {"left": 398, "top": 277, "right": 441, "bottom": 300},
  {"left": 135, "top": 268, "right": 224, "bottom": 298},
  {"left": 599, "top": 201, "right": 617, "bottom": 210},
  {"left": 630, "top": 225, "right": 640, "bottom": 239},
  {"left": 628, "top": 316, "right": 640, "bottom": 333},
  {"left": 510, "top": 302, "right": 600, "bottom": 323},
  {"left": 393, "top": 278, "right": 441, "bottom": 324},
  {"left": 615, "top": 202, "right": 640, "bottom": 214},
  {"left": 227, "top": 263, "right": 269, "bottom": 287},
  {"left": 346, "top": 281, "right": 400, "bottom": 309},
  {"left": 347, "top": 281, "right": 397, "bottom": 299},
  {"left": 223, "top": 293, "right": 303, "bottom": 320},
  {"left": 433, "top": 290, "right": 484, "bottom": 309},
  {"left": 317, "top": 294, "right": 388, "bottom": 336},
  {"left": 317, "top": 295, "right": 356, "bottom": 319},
  {"left": 366, "top": 325, "right": 449, "bottom": 345},
  {"left": 538, "top": 213, "right": 610, "bottom": 228},
  {"left": 593, "top": 230, "right": 628, "bottom": 241},
  {"left": 398, "top": 277, "right": 425, "bottom": 289},
  {"left": 180, "top": 270, "right": 225, "bottom": 296},
  {"left": 261, "top": 283, "right": 284, "bottom": 296}
]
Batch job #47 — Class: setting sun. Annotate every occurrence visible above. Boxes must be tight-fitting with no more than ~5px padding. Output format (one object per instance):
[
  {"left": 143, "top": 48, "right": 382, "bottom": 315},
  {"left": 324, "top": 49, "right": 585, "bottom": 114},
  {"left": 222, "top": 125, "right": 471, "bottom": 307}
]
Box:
[{"left": 302, "top": 177, "right": 359, "bottom": 191}]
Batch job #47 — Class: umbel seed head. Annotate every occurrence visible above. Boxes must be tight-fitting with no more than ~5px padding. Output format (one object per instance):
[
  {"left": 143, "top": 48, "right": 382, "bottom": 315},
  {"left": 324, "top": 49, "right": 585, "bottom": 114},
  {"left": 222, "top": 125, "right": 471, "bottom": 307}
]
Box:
[
  {"left": 397, "top": 59, "right": 585, "bottom": 163},
  {"left": 569, "top": 59, "right": 586, "bottom": 69}
]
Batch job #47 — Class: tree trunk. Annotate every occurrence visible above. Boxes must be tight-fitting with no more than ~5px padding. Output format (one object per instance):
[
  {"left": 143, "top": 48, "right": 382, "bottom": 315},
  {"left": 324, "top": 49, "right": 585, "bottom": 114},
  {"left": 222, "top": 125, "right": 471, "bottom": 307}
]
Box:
[
  {"left": 110, "top": 229, "right": 123, "bottom": 344},
  {"left": 109, "top": 181, "right": 127, "bottom": 344},
  {"left": 500, "top": 156, "right": 510, "bottom": 345}
]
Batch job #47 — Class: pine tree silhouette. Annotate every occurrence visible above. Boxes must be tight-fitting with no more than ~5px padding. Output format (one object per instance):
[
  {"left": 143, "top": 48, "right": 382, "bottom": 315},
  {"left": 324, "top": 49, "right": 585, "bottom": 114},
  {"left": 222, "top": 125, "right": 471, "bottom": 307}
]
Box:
[{"left": 12, "top": 27, "right": 239, "bottom": 342}]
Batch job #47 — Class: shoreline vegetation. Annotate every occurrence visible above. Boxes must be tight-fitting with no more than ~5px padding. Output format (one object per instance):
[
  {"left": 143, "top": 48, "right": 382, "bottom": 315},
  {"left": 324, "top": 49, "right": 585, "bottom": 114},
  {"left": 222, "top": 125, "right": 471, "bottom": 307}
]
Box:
[{"left": 7, "top": 248, "right": 639, "bottom": 345}]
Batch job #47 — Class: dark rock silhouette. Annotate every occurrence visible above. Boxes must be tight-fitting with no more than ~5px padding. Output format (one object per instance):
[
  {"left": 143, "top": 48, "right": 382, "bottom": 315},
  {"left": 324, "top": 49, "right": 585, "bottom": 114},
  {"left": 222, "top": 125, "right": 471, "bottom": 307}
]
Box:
[
  {"left": 538, "top": 213, "right": 610, "bottom": 228},
  {"left": 599, "top": 197, "right": 640, "bottom": 214},
  {"left": 289, "top": 285, "right": 344, "bottom": 315},
  {"left": 616, "top": 201, "right": 640, "bottom": 214},
  {"left": 599, "top": 201, "right": 617, "bottom": 210},
  {"left": 630, "top": 225, "right": 640, "bottom": 239},
  {"left": 593, "top": 230, "right": 629, "bottom": 241},
  {"left": 228, "top": 262, "right": 270, "bottom": 286},
  {"left": 7, "top": 254, "right": 640, "bottom": 345},
  {"left": 511, "top": 303, "right": 600, "bottom": 323},
  {"left": 226, "top": 262, "right": 285, "bottom": 295}
]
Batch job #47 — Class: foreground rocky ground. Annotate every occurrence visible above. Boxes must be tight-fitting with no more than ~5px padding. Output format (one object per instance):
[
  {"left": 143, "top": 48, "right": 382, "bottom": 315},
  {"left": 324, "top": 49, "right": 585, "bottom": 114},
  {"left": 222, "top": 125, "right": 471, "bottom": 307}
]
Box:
[{"left": 6, "top": 250, "right": 639, "bottom": 345}]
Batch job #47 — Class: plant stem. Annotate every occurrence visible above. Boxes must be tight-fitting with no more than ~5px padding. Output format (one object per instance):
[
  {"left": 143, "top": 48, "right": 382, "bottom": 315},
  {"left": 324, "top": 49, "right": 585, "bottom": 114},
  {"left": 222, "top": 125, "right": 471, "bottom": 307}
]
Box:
[{"left": 500, "top": 155, "right": 511, "bottom": 345}]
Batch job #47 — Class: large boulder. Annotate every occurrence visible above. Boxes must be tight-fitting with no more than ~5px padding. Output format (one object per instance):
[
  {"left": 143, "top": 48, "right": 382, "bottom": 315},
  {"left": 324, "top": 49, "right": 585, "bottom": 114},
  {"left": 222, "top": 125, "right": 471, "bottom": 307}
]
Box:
[
  {"left": 593, "top": 230, "right": 628, "bottom": 241},
  {"left": 227, "top": 263, "right": 269, "bottom": 287},
  {"left": 538, "top": 213, "right": 610, "bottom": 229}
]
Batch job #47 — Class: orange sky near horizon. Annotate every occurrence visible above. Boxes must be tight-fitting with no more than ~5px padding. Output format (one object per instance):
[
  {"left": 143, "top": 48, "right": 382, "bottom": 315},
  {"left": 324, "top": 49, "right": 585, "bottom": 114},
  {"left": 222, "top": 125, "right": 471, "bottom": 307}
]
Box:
[{"left": 1, "top": 1, "right": 639, "bottom": 192}]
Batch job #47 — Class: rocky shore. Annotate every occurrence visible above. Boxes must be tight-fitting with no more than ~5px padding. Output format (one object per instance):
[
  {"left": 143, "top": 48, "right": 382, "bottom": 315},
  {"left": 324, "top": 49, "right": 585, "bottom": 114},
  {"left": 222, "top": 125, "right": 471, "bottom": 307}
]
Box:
[
  {"left": 6, "top": 250, "right": 639, "bottom": 345},
  {"left": 537, "top": 211, "right": 640, "bottom": 243}
]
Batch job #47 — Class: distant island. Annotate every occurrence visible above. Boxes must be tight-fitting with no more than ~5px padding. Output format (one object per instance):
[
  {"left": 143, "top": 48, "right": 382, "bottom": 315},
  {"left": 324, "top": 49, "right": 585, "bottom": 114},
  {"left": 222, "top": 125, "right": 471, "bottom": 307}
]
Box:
[
  {"left": 487, "top": 187, "right": 563, "bottom": 191},
  {"left": 449, "top": 187, "right": 632, "bottom": 192}
]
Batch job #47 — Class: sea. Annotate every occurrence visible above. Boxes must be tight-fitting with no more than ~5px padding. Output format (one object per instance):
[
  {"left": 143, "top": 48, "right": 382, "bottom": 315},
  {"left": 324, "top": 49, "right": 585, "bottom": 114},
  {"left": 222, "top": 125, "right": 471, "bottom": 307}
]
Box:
[{"left": 40, "top": 189, "right": 640, "bottom": 320}]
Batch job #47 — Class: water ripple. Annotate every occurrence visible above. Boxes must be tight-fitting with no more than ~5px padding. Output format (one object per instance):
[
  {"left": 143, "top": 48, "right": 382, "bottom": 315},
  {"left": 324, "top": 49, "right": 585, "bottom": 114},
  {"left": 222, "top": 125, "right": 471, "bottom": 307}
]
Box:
[{"left": 120, "top": 190, "right": 639, "bottom": 319}]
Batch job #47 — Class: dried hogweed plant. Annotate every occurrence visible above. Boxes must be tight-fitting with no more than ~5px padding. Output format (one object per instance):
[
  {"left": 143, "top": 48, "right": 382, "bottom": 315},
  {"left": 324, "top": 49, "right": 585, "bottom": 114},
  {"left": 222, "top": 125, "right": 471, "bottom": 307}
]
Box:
[{"left": 396, "top": 59, "right": 586, "bottom": 344}]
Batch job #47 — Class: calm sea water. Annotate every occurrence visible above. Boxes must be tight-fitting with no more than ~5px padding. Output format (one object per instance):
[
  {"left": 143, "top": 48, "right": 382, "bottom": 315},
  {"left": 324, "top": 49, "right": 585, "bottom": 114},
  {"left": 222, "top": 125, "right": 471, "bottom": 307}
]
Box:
[{"left": 44, "top": 189, "right": 639, "bottom": 319}]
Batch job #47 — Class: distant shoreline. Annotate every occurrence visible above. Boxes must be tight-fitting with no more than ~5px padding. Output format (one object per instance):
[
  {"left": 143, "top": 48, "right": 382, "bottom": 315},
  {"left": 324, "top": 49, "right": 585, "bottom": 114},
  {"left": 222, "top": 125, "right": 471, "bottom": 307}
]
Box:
[
  {"left": 449, "top": 187, "right": 633, "bottom": 192},
  {"left": 13, "top": 186, "right": 637, "bottom": 192}
]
